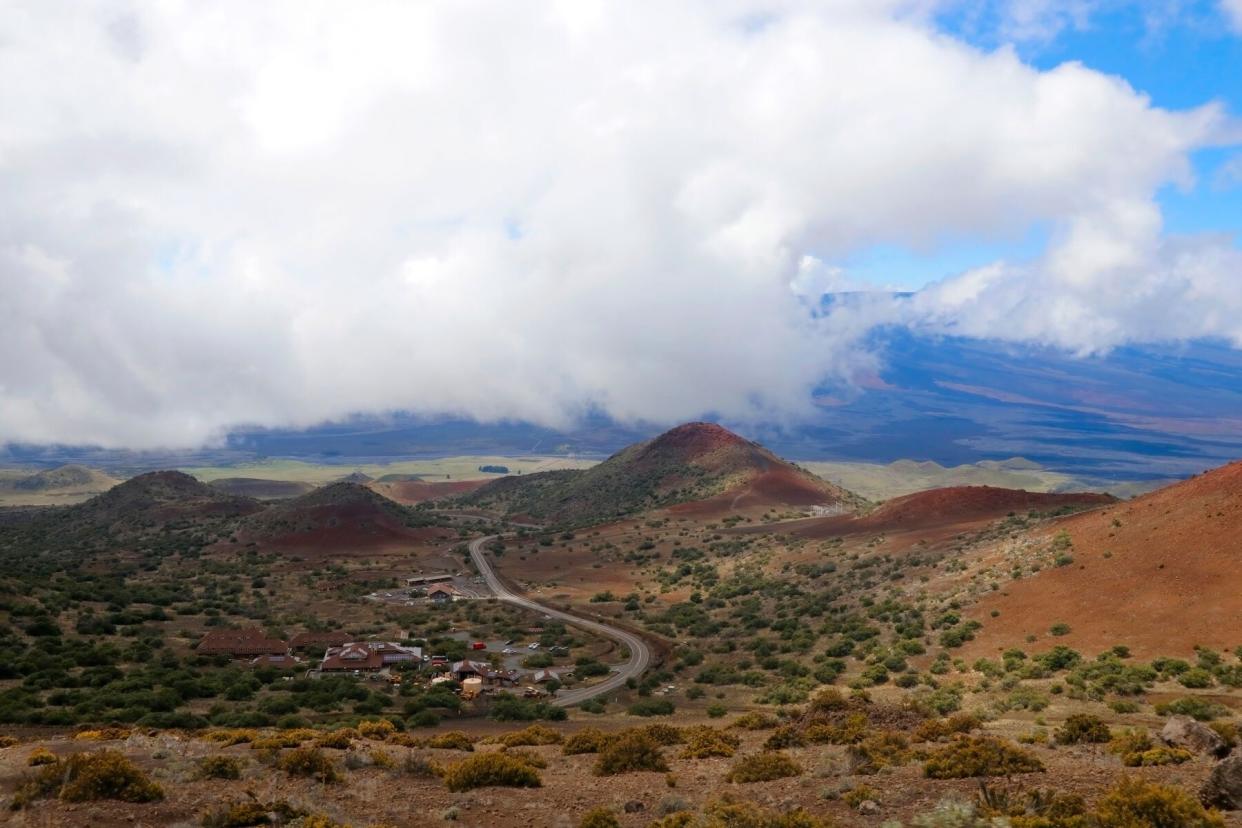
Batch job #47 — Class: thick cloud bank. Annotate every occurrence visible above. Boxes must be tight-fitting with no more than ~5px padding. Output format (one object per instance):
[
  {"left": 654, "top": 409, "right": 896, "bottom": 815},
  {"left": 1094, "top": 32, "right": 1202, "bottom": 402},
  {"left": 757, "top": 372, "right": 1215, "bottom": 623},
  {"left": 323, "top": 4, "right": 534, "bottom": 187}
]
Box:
[{"left": 0, "top": 1, "right": 1237, "bottom": 448}]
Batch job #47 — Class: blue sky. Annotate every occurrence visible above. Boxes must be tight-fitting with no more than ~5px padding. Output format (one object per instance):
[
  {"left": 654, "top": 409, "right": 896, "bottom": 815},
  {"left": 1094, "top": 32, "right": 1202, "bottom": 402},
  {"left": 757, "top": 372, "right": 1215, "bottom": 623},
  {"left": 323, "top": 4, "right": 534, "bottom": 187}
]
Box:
[{"left": 846, "top": 0, "right": 1242, "bottom": 290}]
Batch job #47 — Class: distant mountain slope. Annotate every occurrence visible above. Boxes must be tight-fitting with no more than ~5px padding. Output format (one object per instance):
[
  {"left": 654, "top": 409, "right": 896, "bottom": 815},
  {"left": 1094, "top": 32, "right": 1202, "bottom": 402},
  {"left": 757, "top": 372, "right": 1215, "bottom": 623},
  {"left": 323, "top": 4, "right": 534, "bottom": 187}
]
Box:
[
  {"left": 460, "top": 422, "right": 860, "bottom": 523},
  {"left": 741, "top": 485, "right": 1113, "bottom": 543},
  {"left": 966, "top": 459, "right": 1242, "bottom": 657},
  {"left": 240, "top": 482, "right": 441, "bottom": 548},
  {"left": 0, "top": 471, "right": 262, "bottom": 560},
  {"left": 208, "top": 477, "right": 316, "bottom": 500},
  {"left": 0, "top": 464, "right": 121, "bottom": 506}
]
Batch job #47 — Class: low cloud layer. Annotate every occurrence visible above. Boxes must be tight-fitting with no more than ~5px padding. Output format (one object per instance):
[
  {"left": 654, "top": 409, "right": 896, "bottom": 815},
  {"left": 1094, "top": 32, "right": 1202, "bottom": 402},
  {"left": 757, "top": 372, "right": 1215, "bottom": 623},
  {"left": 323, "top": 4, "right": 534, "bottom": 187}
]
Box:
[{"left": 1, "top": 1, "right": 1238, "bottom": 449}]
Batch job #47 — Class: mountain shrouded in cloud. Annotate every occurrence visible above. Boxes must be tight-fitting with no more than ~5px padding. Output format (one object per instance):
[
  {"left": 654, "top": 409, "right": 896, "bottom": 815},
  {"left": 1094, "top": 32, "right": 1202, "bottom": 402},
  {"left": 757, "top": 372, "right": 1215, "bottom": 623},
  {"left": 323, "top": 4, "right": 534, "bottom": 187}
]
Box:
[{"left": 0, "top": 1, "right": 1238, "bottom": 449}]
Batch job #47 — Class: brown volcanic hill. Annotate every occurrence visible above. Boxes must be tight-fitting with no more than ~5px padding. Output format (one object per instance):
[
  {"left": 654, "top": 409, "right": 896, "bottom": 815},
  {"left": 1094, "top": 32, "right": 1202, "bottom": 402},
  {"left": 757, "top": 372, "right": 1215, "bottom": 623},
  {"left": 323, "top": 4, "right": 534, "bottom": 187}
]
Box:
[
  {"left": 863, "top": 485, "right": 1114, "bottom": 529},
  {"left": 240, "top": 482, "right": 440, "bottom": 549},
  {"left": 965, "top": 460, "right": 1242, "bottom": 658},
  {"left": 736, "top": 485, "right": 1113, "bottom": 548},
  {"left": 460, "top": 422, "right": 859, "bottom": 523},
  {"left": 208, "top": 477, "right": 316, "bottom": 500},
  {"left": 72, "top": 470, "right": 261, "bottom": 527}
]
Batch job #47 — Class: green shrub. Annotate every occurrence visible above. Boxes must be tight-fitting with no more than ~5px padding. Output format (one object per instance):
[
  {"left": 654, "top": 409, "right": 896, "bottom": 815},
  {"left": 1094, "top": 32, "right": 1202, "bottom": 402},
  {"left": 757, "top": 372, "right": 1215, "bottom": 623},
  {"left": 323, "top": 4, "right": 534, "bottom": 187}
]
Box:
[
  {"left": 196, "top": 755, "right": 245, "bottom": 780},
  {"left": 442, "top": 752, "right": 542, "bottom": 791},
  {"left": 1054, "top": 714, "right": 1110, "bottom": 744},
  {"left": 1156, "top": 697, "right": 1231, "bottom": 721},
  {"left": 628, "top": 698, "right": 676, "bottom": 717},
  {"left": 314, "top": 729, "right": 355, "bottom": 749},
  {"left": 201, "top": 799, "right": 305, "bottom": 828},
  {"left": 277, "top": 747, "right": 340, "bottom": 783},
  {"left": 730, "top": 712, "right": 778, "bottom": 730},
  {"left": 647, "top": 796, "right": 829, "bottom": 828},
  {"left": 594, "top": 731, "right": 669, "bottom": 776},
  {"left": 1124, "top": 747, "right": 1193, "bottom": 767},
  {"left": 725, "top": 751, "right": 803, "bottom": 783},
  {"left": 763, "top": 725, "right": 807, "bottom": 750},
  {"left": 923, "top": 736, "right": 1044, "bottom": 779},
  {"left": 1094, "top": 776, "right": 1223, "bottom": 828}
]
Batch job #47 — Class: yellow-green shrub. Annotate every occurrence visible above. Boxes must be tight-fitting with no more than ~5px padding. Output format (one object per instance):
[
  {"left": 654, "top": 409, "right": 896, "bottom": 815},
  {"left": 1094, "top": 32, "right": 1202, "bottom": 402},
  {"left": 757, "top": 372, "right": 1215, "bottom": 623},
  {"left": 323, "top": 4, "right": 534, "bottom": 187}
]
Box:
[
  {"left": 358, "top": 719, "right": 397, "bottom": 740},
  {"left": 1094, "top": 777, "right": 1223, "bottom": 828},
  {"left": 314, "top": 729, "right": 355, "bottom": 749},
  {"left": 594, "top": 731, "right": 669, "bottom": 776},
  {"left": 725, "top": 751, "right": 804, "bottom": 783},
  {"left": 499, "top": 724, "right": 563, "bottom": 747},
  {"left": 563, "top": 727, "right": 613, "bottom": 755},
  {"left": 579, "top": 807, "right": 621, "bottom": 828},
  {"left": 72, "top": 728, "right": 132, "bottom": 742},
  {"left": 442, "top": 751, "right": 542, "bottom": 791},
  {"left": 15, "top": 750, "right": 163, "bottom": 806},
  {"left": 277, "top": 747, "right": 340, "bottom": 783},
  {"left": 924, "top": 736, "right": 1044, "bottom": 779},
  {"left": 679, "top": 726, "right": 740, "bottom": 759},
  {"left": 196, "top": 755, "right": 245, "bottom": 780},
  {"left": 427, "top": 731, "right": 475, "bottom": 751},
  {"left": 730, "top": 712, "right": 779, "bottom": 731},
  {"left": 203, "top": 729, "right": 260, "bottom": 746},
  {"left": 915, "top": 713, "right": 982, "bottom": 743},
  {"left": 26, "top": 747, "right": 57, "bottom": 766}
]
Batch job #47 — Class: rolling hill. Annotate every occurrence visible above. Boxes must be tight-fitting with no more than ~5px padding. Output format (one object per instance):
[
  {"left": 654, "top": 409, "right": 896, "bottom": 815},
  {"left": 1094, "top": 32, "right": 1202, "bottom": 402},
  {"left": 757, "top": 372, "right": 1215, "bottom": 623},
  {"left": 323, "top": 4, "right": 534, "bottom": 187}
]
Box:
[
  {"left": 966, "top": 459, "right": 1242, "bottom": 658},
  {"left": 239, "top": 481, "right": 442, "bottom": 549},
  {"left": 208, "top": 477, "right": 316, "bottom": 500},
  {"left": 459, "top": 421, "right": 861, "bottom": 523}
]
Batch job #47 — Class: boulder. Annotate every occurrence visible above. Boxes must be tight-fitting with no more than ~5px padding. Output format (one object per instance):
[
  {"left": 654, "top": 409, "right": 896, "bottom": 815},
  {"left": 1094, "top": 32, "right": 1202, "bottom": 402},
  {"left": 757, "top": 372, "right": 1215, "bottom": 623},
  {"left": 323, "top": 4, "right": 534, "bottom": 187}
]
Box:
[
  {"left": 1202, "top": 755, "right": 1242, "bottom": 810},
  {"left": 1161, "top": 715, "right": 1229, "bottom": 758}
]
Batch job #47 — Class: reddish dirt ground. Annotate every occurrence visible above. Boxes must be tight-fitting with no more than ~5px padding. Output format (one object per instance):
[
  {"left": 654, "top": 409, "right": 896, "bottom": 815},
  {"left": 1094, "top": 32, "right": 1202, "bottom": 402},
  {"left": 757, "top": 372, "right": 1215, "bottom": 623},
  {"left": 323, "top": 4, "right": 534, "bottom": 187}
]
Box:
[
  {"left": 731, "top": 486, "right": 1112, "bottom": 551},
  {"left": 966, "top": 462, "right": 1242, "bottom": 658},
  {"left": 370, "top": 479, "right": 487, "bottom": 505}
]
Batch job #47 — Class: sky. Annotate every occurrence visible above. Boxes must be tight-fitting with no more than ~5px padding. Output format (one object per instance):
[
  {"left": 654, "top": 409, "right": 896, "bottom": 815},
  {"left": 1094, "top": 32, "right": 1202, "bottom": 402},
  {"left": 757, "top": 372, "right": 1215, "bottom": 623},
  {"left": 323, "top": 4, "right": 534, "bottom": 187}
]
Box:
[{"left": 1, "top": 0, "right": 1240, "bottom": 450}]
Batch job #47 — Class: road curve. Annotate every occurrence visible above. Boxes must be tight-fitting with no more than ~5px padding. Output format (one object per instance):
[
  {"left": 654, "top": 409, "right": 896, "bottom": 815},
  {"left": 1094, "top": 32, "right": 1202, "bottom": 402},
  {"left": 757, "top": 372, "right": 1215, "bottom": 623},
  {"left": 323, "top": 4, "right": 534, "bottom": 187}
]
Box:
[{"left": 467, "top": 534, "right": 651, "bottom": 707}]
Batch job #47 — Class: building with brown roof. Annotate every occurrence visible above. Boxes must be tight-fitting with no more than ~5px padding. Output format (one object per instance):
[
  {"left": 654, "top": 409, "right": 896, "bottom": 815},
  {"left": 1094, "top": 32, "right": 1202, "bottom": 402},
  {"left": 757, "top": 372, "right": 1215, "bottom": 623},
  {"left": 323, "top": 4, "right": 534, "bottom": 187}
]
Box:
[
  {"left": 289, "top": 631, "right": 352, "bottom": 650},
  {"left": 320, "top": 641, "right": 422, "bottom": 673},
  {"left": 196, "top": 627, "right": 287, "bottom": 658}
]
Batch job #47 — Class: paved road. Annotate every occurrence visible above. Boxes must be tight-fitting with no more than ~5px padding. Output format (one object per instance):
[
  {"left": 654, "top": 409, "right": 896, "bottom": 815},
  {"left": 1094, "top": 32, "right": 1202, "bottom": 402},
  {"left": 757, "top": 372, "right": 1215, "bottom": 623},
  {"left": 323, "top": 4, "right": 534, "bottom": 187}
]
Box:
[{"left": 467, "top": 534, "right": 651, "bottom": 707}]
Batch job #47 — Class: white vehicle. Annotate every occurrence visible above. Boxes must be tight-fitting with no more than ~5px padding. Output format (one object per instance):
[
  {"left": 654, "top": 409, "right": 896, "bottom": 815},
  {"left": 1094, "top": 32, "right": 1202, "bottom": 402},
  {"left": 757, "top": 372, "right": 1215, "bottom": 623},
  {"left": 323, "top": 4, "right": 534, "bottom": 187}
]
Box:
[
  {"left": 503, "top": 648, "right": 517, "bottom": 655},
  {"left": 527, "top": 642, "right": 540, "bottom": 650}
]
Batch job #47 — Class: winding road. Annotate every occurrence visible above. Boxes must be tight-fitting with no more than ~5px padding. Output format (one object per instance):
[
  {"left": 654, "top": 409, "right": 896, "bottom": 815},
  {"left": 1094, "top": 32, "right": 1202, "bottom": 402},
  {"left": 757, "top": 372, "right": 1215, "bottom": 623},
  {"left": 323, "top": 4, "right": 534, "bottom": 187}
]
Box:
[{"left": 467, "top": 534, "right": 651, "bottom": 707}]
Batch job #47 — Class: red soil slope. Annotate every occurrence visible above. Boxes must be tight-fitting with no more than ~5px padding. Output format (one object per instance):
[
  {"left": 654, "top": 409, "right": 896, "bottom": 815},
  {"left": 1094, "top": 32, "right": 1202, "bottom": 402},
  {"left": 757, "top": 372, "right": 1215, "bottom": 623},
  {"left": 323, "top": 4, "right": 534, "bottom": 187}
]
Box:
[
  {"left": 370, "top": 479, "right": 486, "bottom": 505},
  {"left": 750, "top": 486, "right": 1113, "bottom": 542},
  {"left": 967, "top": 461, "right": 1242, "bottom": 658}
]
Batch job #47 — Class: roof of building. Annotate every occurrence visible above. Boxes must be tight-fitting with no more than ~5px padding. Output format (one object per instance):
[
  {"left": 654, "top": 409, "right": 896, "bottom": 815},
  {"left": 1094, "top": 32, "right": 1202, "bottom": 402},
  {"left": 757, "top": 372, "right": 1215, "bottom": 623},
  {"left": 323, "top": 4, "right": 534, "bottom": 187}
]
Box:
[
  {"left": 289, "top": 631, "right": 352, "bottom": 648},
  {"left": 197, "top": 628, "right": 287, "bottom": 656},
  {"left": 321, "top": 641, "right": 421, "bottom": 672},
  {"left": 251, "top": 654, "right": 300, "bottom": 670}
]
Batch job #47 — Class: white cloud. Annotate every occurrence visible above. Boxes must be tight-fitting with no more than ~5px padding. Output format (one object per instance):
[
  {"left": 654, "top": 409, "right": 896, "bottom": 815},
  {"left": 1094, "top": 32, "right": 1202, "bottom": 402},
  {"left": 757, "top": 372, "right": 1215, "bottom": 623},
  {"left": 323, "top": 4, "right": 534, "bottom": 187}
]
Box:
[
  {"left": 0, "top": 0, "right": 1235, "bottom": 448},
  {"left": 1223, "top": 0, "right": 1242, "bottom": 31}
]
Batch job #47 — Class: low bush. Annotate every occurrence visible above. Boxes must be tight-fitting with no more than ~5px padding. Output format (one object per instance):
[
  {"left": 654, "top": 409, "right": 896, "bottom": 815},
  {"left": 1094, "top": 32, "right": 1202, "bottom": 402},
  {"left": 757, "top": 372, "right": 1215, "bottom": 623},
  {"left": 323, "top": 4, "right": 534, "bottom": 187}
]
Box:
[
  {"left": 647, "top": 796, "right": 829, "bottom": 827},
  {"left": 1156, "top": 697, "right": 1232, "bottom": 721},
  {"left": 427, "top": 731, "right": 475, "bottom": 751},
  {"left": 730, "top": 712, "right": 779, "bottom": 730},
  {"left": 678, "top": 726, "right": 740, "bottom": 759},
  {"left": 357, "top": 719, "right": 398, "bottom": 740},
  {"left": 1094, "top": 776, "right": 1223, "bottom": 828},
  {"left": 314, "top": 728, "right": 356, "bottom": 749},
  {"left": 196, "top": 755, "right": 245, "bottom": 780},
  {"left": 14, "top": 750, "right": 164, "bottom": 807},
  {"left": 502, "top": 747, "right": 548, "bottom": 769},
  {"left": 641, "top": 723, "right": 685, "bottom": 745},
  {"left": 725, "top": 751, "right": 804, "bottom": 783},
  {"left": 915, "top": 713, "right": 982, "bottom": 743},
  {"left": 201, "top": 799, "right": 305, "bottom": 828},
  {"left": 1125, "top": 747, "right": 1193, "bottom": 767},
  {"left": 442, "top": 752, "right": 542, "bottom": 791},
  {"left": 498, "top": 724, "right": 562, "bottom": 747},
  {"left": 203, "top": 728, "right": 261, "bottom": 747},
  {"left": 848, "top": 730, "right": 912, "bottom": 774},
  {"left": 1054, "top": 714, "right": 1111, "bottom": 744},
  {"left": 923, "top": 736, "right": 1044, "bottom": 779},
  {"left": 0, "top": 735, "right": 20, "bottom": 748},
  {"left": 563, "top": 728, "right": 613, "bottom": 755},
  {"left": 277, "top": 747, "right": 340, "bottom": 783},
  {"left": 26, "top": 747, "right": 57, "bottom": 766},
  {"left": 628, "top": 698, "right": 676, "bottom": 717},
  {"left": 595, "top": 731, "right": 669, "bottom": 776},
  {"left": 763, "top": 725, "right": 807, "bottom": 750},
  {"left": 72, "top": 727, "right": 132, "bottom": 742},
  {"left": 579, "top": 807, "right": 622, "bottom": 828}
]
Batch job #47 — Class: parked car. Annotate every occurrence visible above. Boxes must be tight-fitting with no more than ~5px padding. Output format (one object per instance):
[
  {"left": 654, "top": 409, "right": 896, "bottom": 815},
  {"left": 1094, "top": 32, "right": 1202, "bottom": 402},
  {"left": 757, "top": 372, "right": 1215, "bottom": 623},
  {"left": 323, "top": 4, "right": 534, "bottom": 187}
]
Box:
[{"left": 471, "top": 641, "right": 487, "bottom": 650}]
